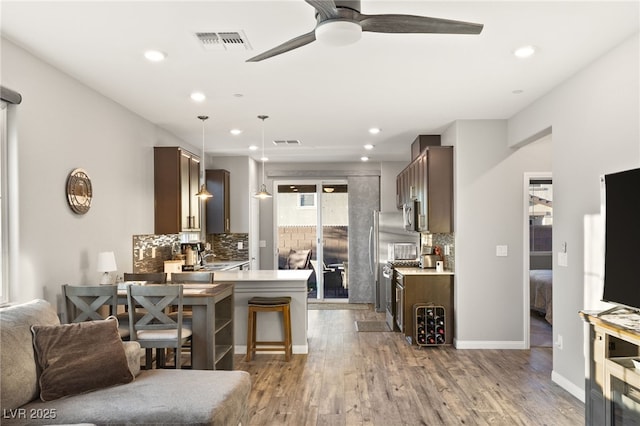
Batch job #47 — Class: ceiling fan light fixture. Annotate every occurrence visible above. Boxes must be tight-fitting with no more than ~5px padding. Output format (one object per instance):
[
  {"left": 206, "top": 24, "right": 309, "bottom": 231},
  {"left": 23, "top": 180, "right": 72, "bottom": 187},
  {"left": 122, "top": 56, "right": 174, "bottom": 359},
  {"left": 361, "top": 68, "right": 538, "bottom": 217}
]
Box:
[{"left": 315, "top": 20, "right": 362, "bottom": 46}]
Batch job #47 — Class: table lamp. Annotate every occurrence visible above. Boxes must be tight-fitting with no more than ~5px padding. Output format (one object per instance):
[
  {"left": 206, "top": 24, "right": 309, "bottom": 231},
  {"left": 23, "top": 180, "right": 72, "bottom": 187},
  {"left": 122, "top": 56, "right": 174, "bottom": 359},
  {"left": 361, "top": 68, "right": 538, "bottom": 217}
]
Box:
[{"left": 97, "top": 251, "right": 117, "bottom": 285}]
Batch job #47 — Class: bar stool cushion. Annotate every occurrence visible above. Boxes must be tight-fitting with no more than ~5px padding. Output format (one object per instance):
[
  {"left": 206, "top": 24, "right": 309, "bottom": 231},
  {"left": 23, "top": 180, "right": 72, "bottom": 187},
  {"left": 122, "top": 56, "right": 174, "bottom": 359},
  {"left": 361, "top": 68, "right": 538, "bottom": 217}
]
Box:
[{"left": 248, "top": 296, "right": 291, "bottom": 306}]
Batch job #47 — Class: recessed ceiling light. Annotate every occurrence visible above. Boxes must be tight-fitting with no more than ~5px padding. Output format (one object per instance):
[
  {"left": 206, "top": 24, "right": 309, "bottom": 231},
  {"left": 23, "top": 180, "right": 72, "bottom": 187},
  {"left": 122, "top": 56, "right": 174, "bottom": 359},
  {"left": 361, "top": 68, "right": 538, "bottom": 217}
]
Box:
[
  {"left": 514, "top": 45, "right": 537, "bottom": 59},
  {"left": 230, "top": 129, "right": 243, "bottom": 135},
  {"left": 368, "top": 128, "right": 381, "bottom": 135},
  {"left": 260, "top": 156, "right": 269, "bottom": 162},
  {"left": 190, "top": 92, "right": 206, "bottom": 102},
  {"left": 361, "top": 156, "right": 369, "bottom": 162},
  {"left": 144, "top": 50, "right": 167, "bottom": 62},
  {"left": 364, "top": 144, "right": 374, "bottom": 150},
  {"left": 249, "top": 145, "right": 258, "bottom": 151},
  {"left": 512, "top": 89, "right": 524, "bottom": 95}
]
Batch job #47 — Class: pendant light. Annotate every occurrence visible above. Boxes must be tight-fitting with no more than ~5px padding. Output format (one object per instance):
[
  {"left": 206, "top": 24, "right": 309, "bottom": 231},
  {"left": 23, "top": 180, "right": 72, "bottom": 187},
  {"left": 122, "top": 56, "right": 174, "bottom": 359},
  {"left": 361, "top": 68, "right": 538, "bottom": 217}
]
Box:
[
  {"left": 253, "top": 115, "right": 272, "bottom": 199},
  {"left": 195, "top": 115, "right": 213, "bottom": 199}
]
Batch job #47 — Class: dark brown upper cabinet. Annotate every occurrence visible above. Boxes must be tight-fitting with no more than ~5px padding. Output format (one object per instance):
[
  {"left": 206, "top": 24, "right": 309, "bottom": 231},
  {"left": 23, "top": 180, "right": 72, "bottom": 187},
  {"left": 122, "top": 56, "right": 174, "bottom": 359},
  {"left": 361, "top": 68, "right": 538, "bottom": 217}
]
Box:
[
  {"left": 206, "top": 169, "right": 230, "bottom": 234},
  {"left": 154, "top": 147, "right": 201, "bottom": 234},
  {"left": 396, "top": 145, "right": 453, "bottom": 233}
]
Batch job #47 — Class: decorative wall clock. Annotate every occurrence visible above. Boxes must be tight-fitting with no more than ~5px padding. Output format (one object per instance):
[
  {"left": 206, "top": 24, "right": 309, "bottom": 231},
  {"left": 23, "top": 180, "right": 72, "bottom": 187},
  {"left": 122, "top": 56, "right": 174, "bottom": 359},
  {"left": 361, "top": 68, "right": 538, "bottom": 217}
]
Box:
[{"left": 66, "top": 168, "right": 92, "bottom": 214}]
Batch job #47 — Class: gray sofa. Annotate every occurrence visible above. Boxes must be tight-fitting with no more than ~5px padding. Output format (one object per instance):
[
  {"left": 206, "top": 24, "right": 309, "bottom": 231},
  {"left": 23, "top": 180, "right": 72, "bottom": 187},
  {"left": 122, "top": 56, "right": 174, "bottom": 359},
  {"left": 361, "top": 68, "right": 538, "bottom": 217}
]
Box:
[{"left": 0, "top": 299, "right": 252, "bottom": 425}]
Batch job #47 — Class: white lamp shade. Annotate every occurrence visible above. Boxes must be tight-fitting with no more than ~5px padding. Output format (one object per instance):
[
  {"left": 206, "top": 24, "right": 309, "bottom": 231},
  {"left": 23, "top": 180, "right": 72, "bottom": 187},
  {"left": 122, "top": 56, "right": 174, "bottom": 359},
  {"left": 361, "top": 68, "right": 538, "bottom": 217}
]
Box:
[
  {"left": 97, "top": 251, "right": 117, "bottom": 272},
  {"left": 315, "top": 20, "right": 362, "bottom": 46}
]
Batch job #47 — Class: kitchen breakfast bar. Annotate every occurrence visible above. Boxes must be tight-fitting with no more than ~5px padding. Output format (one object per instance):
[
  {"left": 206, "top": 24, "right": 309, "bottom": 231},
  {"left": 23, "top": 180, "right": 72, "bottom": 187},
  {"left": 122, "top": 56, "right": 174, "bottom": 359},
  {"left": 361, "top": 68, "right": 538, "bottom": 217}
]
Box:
[{"left": 214, "top": 269, "right": 312, "bottom": 355}]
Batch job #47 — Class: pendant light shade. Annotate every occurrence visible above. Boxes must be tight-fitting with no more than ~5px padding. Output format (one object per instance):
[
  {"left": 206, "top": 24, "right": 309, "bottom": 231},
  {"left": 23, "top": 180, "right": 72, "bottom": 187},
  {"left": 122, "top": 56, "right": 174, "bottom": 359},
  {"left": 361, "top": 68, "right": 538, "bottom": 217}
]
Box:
[
  {"left": 253, "top": 115, "right": 272, "bottom": 199},
  {"left": 195, "top": 115, "right": 213, "bottom": 199}
]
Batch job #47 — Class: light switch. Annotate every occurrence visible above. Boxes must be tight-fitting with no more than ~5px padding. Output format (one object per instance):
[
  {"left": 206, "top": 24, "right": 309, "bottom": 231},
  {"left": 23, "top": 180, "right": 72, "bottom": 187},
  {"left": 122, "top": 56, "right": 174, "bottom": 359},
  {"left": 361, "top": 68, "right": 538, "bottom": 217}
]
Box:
[
  {"left": 237, "top": 242, "right": 243, "bottom": 250},
  {"left": 259, "top": 240, "right": 266, "bottom": 248},
  {"left": 496, "top": 245, "right": 508, "bottom": 257},
  {"left": 558, "top": 252, "right": 568, "bottom": 267}
]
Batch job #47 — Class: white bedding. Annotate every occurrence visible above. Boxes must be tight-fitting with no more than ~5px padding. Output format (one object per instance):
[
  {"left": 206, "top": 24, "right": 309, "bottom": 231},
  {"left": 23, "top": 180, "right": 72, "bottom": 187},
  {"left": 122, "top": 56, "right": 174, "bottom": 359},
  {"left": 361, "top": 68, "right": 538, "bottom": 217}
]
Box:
[{"left": 530, "top": 269, "right": 552, "bottom": 324}]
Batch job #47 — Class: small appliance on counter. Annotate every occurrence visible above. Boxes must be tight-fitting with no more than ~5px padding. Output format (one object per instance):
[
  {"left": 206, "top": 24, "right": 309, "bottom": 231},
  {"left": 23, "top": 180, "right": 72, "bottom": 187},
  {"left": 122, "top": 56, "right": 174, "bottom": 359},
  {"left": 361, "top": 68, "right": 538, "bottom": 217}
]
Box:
[
  {"left": 419, "top": 254, "right": 440, "bottom": 269},
  {"left": 180, "top": 242, "right": 206, "bottom": 270}
]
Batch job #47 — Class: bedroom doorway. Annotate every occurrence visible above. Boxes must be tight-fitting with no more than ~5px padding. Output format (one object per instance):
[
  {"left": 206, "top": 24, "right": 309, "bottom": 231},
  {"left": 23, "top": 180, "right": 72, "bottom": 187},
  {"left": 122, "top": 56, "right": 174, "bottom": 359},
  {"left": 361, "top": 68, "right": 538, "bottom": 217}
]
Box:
[{"left": 527, "top": 176, "right": 553, "bottom": 348}]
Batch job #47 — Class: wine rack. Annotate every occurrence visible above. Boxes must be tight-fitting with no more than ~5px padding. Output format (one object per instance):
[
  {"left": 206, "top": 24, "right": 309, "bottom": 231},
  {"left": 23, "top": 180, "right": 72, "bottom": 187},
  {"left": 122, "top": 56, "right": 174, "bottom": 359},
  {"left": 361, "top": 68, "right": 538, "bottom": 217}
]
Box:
[{"left": 415, "top": 304, "right": 446, "bottom": 346}]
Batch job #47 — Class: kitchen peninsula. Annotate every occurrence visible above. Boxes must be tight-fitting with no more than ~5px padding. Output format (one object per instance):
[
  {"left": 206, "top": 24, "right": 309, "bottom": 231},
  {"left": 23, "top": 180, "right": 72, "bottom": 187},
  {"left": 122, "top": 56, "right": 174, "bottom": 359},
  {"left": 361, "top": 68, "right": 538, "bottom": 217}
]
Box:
[{"left": 214, "top": 269, "right": 312, "bottom": 355}]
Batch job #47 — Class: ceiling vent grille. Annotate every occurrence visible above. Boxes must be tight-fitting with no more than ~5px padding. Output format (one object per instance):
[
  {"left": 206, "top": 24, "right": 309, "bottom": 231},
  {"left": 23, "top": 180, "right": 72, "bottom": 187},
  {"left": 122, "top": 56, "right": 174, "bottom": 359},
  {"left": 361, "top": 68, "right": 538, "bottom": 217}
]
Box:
[
  {"left": 273, "top": 140, "right": 301, "bottom": 146},
  {"left": 195, "top": 31, "right": 252, "bottom": 51}
]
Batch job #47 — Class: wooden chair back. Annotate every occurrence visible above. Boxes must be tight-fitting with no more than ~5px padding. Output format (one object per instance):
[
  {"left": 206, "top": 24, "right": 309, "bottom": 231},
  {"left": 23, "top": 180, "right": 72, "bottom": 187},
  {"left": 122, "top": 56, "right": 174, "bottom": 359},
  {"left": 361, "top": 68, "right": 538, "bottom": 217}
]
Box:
[
  {"left": 62, "top": 284, "right": 118, "bottom": 323},
  {"left": 126, "top": 284, "right": 191, "bottom": 369}
]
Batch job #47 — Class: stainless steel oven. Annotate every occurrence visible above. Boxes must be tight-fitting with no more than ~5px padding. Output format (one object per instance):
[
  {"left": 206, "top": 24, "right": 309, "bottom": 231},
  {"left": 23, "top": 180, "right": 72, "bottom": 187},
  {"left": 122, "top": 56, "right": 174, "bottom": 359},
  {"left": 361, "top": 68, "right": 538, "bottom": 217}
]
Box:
[
  {"left": 395, "top": 272, "right": 404, "bottom": 332},
  {"left": 383, "top": 264, "right": 395, "bottom": 331},
  {"left": 384, "top": 260, "right": 419, "bottom": 332}
]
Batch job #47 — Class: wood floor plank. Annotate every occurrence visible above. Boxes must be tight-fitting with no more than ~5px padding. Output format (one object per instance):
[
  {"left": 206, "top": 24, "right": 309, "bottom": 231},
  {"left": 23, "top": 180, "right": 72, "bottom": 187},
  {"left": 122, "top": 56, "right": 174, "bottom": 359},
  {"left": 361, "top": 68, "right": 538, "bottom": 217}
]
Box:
[{"left": 235, "top": 304, "right": 584, "bottom": 426}]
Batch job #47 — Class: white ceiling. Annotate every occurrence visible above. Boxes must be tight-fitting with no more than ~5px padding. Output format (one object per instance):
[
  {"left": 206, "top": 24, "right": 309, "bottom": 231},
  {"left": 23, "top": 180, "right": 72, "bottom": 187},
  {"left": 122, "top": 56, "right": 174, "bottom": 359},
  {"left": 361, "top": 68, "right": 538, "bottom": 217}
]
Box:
[{"left": 2, "top": 1, "right": 638, "bottom": 163}]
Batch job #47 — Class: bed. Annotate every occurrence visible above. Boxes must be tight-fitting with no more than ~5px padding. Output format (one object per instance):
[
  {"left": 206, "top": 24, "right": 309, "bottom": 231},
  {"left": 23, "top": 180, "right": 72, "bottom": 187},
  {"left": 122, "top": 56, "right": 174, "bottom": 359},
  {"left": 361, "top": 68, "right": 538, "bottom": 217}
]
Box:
[{"left": 530, "top": 269, "right": 553, "bottom": 324}]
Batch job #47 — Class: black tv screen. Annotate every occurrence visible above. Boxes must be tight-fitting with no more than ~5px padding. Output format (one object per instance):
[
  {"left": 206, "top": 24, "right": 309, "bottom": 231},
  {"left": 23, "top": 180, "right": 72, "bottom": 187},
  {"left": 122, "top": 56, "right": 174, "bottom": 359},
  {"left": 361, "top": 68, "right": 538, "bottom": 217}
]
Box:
[{"left": 603, "top": 167, "right": 640, "bottom": 312}]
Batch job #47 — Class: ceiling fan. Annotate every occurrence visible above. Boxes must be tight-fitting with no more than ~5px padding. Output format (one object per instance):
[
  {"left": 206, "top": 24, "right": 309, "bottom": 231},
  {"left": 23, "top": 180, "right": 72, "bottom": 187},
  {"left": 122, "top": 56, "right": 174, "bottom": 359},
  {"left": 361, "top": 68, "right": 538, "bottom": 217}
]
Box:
[{"left": 246, "top": 0, "right": 483, "bottom": 62}]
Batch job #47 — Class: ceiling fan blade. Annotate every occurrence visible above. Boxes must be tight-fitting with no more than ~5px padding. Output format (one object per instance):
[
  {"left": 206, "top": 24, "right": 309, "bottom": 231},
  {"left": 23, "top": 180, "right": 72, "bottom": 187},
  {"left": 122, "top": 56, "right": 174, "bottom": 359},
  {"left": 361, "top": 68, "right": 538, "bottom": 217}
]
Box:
[
  {"left": 305, "top": 0, "right": 339, "bottom": 20},
  {"left": 358, "top": 14, "right": 483, "bottom": 35},
  {"left": 246, "top": 30, "right": 316, "bottom": 62}
]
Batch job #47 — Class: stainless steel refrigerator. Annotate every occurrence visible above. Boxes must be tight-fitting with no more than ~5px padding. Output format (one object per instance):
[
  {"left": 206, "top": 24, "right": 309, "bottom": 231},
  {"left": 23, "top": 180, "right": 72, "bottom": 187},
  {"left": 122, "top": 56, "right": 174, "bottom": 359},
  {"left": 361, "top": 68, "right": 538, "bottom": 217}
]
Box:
[{"left": 369, "top": 210, "right": 419, "bottom": 311}]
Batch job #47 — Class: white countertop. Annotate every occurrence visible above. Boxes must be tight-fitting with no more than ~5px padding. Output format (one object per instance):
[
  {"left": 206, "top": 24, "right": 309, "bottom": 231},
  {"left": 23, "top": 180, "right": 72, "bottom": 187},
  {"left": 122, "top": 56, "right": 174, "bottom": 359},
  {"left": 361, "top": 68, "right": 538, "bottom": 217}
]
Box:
[
  {"left": 214, "top": 269, "right": 313, "bottom": 282},
  {"left": 394, "top": 267, "right": 455, "bottom": 276},
  {"left": 199, "top": 260, "right": 250, "bottom": 271}
]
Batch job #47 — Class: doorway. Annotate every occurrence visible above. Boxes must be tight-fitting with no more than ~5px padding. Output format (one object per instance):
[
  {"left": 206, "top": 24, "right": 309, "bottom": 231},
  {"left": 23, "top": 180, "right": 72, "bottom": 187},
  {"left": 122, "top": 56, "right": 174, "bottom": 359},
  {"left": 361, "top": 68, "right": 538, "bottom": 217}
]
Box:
[
  {"left": 274, "top": 180, "right": 349, "bottom": 300},
  {"left": 525, "top": 175, "right": 553, "bottom": 347}
]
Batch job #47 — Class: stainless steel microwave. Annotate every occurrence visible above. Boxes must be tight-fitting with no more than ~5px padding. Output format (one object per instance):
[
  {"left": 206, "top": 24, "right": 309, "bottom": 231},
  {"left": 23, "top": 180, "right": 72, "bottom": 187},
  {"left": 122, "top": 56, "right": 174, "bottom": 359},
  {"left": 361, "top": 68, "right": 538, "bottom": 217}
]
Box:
[{"left": 403, "top": 199, "right": 420, "bottom": 232}]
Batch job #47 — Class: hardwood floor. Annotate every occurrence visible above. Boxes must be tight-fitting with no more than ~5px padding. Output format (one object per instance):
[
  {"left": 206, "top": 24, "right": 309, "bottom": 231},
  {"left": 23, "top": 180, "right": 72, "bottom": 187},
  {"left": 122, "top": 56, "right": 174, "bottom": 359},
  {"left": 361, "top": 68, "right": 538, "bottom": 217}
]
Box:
[{"left": 234, "top": 305, "right": 584, "bottom": 426}]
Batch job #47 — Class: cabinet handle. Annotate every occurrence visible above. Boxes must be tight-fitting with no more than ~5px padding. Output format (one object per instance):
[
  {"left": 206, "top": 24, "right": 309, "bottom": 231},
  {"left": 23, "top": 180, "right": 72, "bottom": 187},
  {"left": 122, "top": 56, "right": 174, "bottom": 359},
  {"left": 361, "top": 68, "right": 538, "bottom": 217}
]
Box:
[{"left": 226, "top": 218, "right": 229, "bottom": 231}]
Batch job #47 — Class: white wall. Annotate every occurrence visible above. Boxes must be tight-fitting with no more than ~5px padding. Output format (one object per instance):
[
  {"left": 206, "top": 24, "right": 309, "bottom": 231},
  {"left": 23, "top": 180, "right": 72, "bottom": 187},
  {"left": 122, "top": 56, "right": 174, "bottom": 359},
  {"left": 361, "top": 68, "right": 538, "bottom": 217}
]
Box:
[
  {"left": 507, "top": 33, "right": 640, "bottom": 398},
  {"left": 1, "top": 39, "right": 192, "bottom": 308},
  {"left": 444, "top": 120, "right": 552, "bottom": 347}
]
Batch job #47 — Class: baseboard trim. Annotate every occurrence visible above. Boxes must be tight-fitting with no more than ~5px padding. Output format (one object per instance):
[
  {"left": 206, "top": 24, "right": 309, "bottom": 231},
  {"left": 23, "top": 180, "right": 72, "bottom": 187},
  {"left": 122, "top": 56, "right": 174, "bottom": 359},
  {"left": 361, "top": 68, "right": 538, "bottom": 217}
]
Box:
[
  {"left": 454, "top": 339, "right": 527, "bottom": 349},
  {"left": 551, "top": 370, "right": 585, "bottom": 403}
]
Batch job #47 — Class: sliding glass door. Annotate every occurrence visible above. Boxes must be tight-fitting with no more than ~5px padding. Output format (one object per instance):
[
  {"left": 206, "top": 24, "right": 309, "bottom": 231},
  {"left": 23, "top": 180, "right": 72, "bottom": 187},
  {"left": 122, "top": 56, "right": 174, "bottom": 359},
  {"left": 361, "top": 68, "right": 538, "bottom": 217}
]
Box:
[{"left": 275, "top": 180, "right": 348, "bottom": 300}]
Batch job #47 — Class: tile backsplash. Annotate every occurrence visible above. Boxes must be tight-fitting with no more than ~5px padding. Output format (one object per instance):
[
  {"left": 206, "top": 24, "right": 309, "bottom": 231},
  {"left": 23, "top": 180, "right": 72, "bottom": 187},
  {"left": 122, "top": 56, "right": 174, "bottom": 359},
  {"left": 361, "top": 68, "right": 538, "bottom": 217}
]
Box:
[
  {"left": 421, "top": 232, "right": 455, "bottom": 272},
  {"left": 206, "top": 233, "right": 249, "bottom": 261},
  {"left": 132, "top": 234, "right": 180, "bottom": 273},
  {"left": 133, "top": 233, "right": 249, "bottom": 273}
]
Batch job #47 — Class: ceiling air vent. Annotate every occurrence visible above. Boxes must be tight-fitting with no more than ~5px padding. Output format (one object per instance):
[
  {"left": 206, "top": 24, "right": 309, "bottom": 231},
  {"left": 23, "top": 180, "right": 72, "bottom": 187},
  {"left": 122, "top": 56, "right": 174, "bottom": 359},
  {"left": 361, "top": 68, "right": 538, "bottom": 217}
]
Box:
[
  {"left": 195, "top": 31, "right": 252, "bottom": 51},
  {"left": 273, "top": 140, "right": 301, "bottom": 146}
]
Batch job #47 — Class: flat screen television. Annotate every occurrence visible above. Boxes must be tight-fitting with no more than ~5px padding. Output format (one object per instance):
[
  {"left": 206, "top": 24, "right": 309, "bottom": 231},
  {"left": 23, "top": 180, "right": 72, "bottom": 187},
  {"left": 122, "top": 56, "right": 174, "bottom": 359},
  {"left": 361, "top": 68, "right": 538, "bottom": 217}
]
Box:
[{"left": 602, "top": 167, "right": 640, "bottom": 313}]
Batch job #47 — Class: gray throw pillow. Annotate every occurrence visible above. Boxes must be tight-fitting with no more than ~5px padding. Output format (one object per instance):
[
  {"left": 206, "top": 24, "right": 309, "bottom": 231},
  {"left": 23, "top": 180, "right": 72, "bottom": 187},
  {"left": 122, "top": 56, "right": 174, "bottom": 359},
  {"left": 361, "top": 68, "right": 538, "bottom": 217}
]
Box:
[{"left": 31, "top": 317, "right": 133, "bottom": 401}]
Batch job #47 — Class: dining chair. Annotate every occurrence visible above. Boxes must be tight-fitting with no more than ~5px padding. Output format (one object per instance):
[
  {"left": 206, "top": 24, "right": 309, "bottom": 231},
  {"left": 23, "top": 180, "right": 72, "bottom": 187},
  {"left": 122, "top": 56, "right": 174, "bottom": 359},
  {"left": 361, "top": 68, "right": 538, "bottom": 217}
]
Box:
[
  {"left": 167, "top": 272, "right": 214, "bottom": 329},
  {"left": 126, "top": 284, "right": 192, "bottom": 369},
  {"left": 118, "top": 273, "right": 167, "bottom": 332},
  {"left": 62, "top": 284, "right": 129, "bottom": 339}
]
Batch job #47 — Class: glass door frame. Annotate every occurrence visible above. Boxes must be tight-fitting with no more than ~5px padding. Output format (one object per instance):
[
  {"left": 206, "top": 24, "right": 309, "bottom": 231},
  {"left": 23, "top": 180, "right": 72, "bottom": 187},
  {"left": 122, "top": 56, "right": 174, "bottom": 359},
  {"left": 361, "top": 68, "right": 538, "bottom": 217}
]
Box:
[{"left": 273, "top": 178, "right": 347, "bottom": 300}]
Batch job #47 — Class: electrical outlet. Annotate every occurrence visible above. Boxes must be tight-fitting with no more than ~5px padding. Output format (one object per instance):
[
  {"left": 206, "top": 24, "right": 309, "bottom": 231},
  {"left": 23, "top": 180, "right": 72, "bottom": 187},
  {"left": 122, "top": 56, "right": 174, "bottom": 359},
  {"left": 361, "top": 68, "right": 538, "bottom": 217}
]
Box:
[
  {"left": 151, "top": 247, "right": 156, "bottom": 258},
  {"left": 444, "top": 244, "right": 451, "bottom": 255},
  {"left": 138, "top": 249, "right": 144, "bottom": 261},
  {"left": 555, "top": 334, "right": 563, "bottom": 350},
  {"left": 237, "top": 242, "right": 243, "bottom": 250}
]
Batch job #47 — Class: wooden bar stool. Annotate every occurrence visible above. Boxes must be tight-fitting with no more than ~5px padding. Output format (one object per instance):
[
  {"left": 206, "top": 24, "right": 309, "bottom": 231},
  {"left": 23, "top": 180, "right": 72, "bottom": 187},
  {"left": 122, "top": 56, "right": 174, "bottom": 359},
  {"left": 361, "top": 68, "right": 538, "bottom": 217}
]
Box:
[{"left": 245, "top": 296, "right": 292, "bottom": 362}]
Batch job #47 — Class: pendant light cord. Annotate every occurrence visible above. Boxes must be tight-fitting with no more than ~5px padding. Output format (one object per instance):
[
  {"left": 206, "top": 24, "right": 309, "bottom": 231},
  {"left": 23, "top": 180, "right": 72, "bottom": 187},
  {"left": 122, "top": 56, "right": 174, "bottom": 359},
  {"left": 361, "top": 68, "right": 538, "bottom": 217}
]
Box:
[
  {"left": 198, "top": 115, "right": 208, "bottom": 183},
  {"left": 259, "top": 115, "right": 268, "bottom": 185}
]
